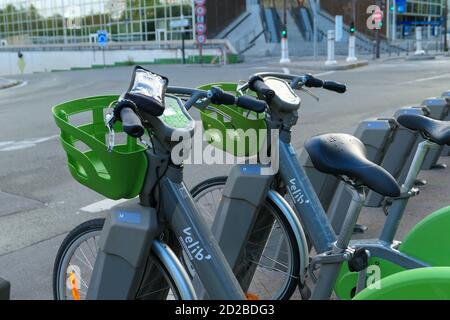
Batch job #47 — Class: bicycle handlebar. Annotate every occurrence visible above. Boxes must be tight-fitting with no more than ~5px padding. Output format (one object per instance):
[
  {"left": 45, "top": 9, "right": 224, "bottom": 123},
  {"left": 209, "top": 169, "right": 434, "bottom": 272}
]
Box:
[
  {"left": 322, "top": 80, "right": 347, "bottom": 94},
  {"left": 245, "top": 72, "right": 347, "bottom": 94},
  {"left": 112, "top": 99, "right": 145, "bottom": 138},
  {"left": 208, "top": 87, "right": 267, "bottom": 113},
  {"left": 248, "top": 76, "right": 276, "bottom": 101},
  {"left": 114, "top": 86, "right": 267, "bottom": 138}
]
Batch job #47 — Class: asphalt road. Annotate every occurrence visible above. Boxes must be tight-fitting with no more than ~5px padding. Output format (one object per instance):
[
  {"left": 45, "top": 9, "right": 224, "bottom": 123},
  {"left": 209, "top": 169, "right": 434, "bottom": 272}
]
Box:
[{"left": 0, "top": 56, "right": 450, "bottom": 299}]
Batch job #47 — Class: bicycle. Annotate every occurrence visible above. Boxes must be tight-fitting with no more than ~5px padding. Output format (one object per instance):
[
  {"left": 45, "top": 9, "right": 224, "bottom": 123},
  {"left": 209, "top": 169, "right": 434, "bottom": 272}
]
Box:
[
  {"left": 51, "top": 66, "right": 301, "bottom": 300},
  {"left": 190, "top": 72, "right": 450, "bottom": 299}
]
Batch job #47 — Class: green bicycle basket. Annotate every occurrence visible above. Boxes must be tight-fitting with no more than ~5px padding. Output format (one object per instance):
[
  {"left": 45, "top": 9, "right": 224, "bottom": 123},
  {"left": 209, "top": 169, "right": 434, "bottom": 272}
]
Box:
[
  {"left": 52, "top": 96, "right": 148, "bottom": 200},
  {"left": 197, "top": 83, "right": 267, "bottom": 157}
]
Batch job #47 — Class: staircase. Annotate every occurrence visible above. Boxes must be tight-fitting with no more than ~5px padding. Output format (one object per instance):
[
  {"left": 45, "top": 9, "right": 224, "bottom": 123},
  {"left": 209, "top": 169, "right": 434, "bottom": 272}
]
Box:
[{"left": 224, "top": 0, "right": 408, "bottom": 59}]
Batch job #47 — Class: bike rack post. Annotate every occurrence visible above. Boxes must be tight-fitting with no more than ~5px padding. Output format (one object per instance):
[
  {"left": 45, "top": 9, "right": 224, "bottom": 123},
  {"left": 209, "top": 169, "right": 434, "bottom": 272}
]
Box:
[
  {"left": 441, "top": 91, "right": 450, "bottom": 156},
  {"left": 346, "top": 34, "right": 358, "bottom": 62},
  {"left": 325, "top": 30, "right": 337, "bottom": 66},
  {"left": 395, "top": 106, "right": 431, "bottom": 186},
  {"left": 415, "top": 26, "right": 426, "bottom": 55},
  {"left": 419, "top": 97, "right": 450, "bottom": 169}
]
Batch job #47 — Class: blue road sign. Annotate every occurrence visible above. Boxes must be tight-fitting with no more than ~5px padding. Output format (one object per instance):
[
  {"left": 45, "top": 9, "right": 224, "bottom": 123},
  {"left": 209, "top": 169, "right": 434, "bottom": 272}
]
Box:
[
  {"left": 396, "top": 0, "right": 406, "bottom": 13},
  {"left": 97, "top": 30, "right": 108, "bottom": 47}
]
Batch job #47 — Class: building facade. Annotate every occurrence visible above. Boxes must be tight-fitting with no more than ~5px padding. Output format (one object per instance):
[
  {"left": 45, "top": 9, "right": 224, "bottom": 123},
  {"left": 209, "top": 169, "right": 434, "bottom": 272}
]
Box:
[
  {"left": 320, "top": 0, "right": 447, "bottom": 39},
  {"left": 0, "top": 0, "right": 247, "bottom": 47},
  {"left": 0, "top": 0, "right": 195, "bottom": 46}
]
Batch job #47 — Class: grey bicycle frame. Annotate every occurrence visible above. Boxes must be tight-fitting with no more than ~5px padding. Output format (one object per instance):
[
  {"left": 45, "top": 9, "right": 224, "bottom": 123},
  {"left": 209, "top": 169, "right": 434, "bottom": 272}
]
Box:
[{"left": 85, "top": 90, "right": 246, "bottom": 300}]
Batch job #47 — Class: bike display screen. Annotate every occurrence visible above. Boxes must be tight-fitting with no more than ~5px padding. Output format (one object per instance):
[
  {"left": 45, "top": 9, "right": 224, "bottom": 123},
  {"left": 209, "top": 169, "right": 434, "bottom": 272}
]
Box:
[
  {"left": 129, "top": 67, "right": 167, "bottom": 104},
  {"left": 265, "top": 78, "right": 299, "bottom": 104},
  {"left": 125, "top": 66, "right": 168, "bottom": 117}
]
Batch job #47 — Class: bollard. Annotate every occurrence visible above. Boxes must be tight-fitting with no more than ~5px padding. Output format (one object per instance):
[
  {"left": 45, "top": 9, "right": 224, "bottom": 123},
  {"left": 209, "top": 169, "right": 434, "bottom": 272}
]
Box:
[
  {"left": 414, "top": 26, "right": 425, "bottom": 55},
  {"left": 280, "top": 37, "right": 291, "bottom": 64},
  {"left": 325, "top": 30, "right": 337, "bottom": 65},
  {"left": 346, "top": 34, "right": 357, "bottom": 62}
]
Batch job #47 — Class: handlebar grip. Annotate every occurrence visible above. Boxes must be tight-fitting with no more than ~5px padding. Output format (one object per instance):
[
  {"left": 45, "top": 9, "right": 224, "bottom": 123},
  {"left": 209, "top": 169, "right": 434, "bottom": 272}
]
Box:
[
  {"left": 236, "top": 95, "right": 267, "bottom": 113},
  {"left": 119, "top": 106, "right": 145, "bottom": 138},
  {"left": 323, "top": 81, "right": 347, "bottom": 94},
  {"left": 208, "top": 87, "right": 236, "bottom": 105},
  {"left": 304, "top": 73, "right": 324, "bottom": 88},
  {"left": 248, "top": 76, "right": 275, "bottom": 101}
]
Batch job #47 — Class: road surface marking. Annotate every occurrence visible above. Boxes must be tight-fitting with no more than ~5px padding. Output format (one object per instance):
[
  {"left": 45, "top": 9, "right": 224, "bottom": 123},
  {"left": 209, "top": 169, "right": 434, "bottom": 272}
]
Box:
[
  {"left": 0, "top": 135, "right": 58, "bottom": 151},
  {"left": 282, "top": 67, "right": 290, "bottom": 74},
  {"left": 11, "top": 81, "right": 28, "bottom": 89},
  {"left": 79, "top": 198, "right": 130, "bottom": 213},
  {"left": 403, "top": 73, "right": 450, "bottom": 84},
  {"left": 314, "top": 71, "right": 336, "bottom": 77}
]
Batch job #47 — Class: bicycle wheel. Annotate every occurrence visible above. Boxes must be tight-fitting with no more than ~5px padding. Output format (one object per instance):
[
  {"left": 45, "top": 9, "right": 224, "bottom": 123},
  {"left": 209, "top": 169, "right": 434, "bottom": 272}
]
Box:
[
  {"left": 191, "top": 176, "right": 300, "bottom": 300},
  {"left": 53, "top": 218, "right": 181, "bottom": 300}
]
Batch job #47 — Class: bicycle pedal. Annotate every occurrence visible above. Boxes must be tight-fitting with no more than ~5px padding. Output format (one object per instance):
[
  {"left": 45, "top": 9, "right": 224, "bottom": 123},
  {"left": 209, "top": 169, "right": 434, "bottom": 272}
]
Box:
[
  {"left": 414, "top": 179, "right": 427, "bottom": 186},
  {"left": 353, "top": 224, "right": 368, "bottom": 234}
]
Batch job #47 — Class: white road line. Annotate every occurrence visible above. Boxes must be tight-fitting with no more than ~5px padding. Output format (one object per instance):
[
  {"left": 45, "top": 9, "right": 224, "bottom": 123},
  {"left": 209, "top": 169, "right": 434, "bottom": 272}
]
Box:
[
  {"left": 402, "top": 73, "right": 450, "bottom": 84},
  {"left": 282, "top": 67, "right": 290, "bottom": 74},
  {"left": 2, "top": 81, "right": 28, "bottom": 90},
  {"left": 314, "top": 71, "right": 336, "bottom": 77},
  {"left": 0, "top": 135, "right": 58, "bottom": 152},
  {"left": 79, "top": 198, "right": 130, "bottom": 213},
  {"left": 14, "top": 81, "right": 28, "bottom": 89}
]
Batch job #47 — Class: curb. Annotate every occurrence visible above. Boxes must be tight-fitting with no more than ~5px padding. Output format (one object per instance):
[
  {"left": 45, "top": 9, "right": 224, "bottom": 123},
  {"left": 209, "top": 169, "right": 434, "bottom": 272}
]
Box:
[
  {"left": 406, "top": 54, "right": 436, "bottom": 61},
  {"left": 323, "top": 60, "right": 369, "bottom": 71},
  {"left": 0, "top": 79, "right": 21, "bottom": 90},
  {"left": 277, "top": 59, "right": 369, "bottom": 71}
]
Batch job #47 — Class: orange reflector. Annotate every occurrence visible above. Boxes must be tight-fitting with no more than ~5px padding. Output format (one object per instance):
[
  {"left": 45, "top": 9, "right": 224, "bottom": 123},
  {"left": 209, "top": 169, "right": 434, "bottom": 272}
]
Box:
[
  {"left": 69, "top": 271, "right": 81, "bottom": 300},
  {"left": 246, "top": 293, "right": 260, "bottom": 300}
]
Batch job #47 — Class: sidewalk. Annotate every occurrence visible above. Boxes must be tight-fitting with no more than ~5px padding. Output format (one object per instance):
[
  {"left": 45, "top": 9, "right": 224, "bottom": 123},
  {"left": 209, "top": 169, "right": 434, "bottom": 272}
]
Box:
[
  {"left": 0, "top": 78, "right": 20, "bottom": 90},
  {"left": 271, "top": 56, "right": 368, "bottom": 71}
]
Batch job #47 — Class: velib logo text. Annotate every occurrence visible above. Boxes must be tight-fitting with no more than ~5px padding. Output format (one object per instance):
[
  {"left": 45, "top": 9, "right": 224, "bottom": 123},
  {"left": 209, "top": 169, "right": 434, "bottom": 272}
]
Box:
[
  {"left": 170, "top": 122, "right": 280, "bottom": 176},
  {"left": 288, "top": 178, "right": 310, "bottom": 205},
  {"left": 180, "top": 227, "right": 211, "bottom": 261}
]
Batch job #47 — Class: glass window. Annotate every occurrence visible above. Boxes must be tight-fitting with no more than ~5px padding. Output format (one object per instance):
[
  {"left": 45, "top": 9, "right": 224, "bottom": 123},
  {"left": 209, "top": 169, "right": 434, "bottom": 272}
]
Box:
[{"left": 0, "top": 0, "right": 194, "bottom": 45}]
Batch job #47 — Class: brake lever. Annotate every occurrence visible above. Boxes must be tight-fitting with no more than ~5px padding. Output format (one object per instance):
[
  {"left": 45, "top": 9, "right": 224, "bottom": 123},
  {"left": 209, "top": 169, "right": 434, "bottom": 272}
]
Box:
[
  {"left": 298, "top": 87, "right": 320, "bottom": 102},
  {"left": 105, "top": 112, "right": 116, "bottom": 153},
  {"left": 236, "top": 80, "right": 247, "bottom": 96},
  {"left": 193, "top": 96, "right": 210, "bottom": 110}
]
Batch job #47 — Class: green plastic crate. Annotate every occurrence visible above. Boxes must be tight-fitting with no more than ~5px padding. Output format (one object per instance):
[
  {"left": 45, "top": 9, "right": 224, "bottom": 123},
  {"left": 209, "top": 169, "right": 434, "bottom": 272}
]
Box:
[
  {"left": 197, "top": 83, "right": 267, "bottom": 157},
  {"left": 52, "top": 96, "right": 148, "bottom": 200}
]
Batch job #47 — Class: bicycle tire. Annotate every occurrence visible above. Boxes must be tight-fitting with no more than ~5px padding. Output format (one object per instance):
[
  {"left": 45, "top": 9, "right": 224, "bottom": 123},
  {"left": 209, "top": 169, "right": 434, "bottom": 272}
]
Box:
[
  {"left": 191, "top": 176, "right": 300, "bottom": 300},
  {"left": 53, "top": 218, "right": 181, "bottom": 300}
]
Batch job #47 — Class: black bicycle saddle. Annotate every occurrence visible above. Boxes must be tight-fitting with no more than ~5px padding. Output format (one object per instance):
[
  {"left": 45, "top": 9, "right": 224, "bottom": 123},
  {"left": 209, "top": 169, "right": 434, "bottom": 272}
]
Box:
[
  {"left": 397, "top": 114, "right": 450, "bottom": 146},
  {"left": 305, "top": 133, "right": 400, "bottom": 197}
]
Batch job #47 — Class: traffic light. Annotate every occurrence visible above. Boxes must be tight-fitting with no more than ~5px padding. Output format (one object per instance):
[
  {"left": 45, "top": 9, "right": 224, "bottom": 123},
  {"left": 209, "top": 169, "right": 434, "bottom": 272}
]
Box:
[
  {"left": 281, "top": 29, "right": 287, "bottom": 39},
  {"left": 350, "top": 22, "right": 355, "bottom": 34}
]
